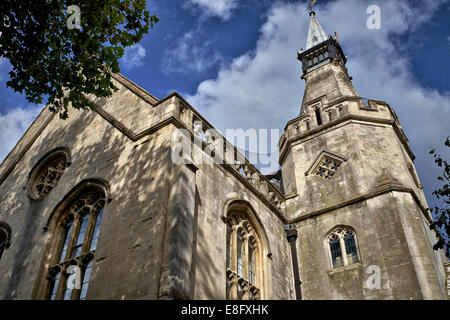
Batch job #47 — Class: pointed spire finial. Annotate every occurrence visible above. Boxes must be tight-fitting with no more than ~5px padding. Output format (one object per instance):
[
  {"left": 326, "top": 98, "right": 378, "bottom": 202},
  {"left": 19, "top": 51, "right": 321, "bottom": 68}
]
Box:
[
  {"left": 334, "top": 29, "right": 340, "bottom": 43},
  {"left": 298, "top": 0, "right": 349, "bottom": 76},
  {"left": 305, "top": 7, "right": 328, "bottom": 50}
]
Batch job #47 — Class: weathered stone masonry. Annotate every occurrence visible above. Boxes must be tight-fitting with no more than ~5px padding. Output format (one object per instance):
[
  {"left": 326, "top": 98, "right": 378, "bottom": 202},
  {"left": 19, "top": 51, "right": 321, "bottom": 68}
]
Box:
[{"left": 0, "top": 11, "right": 447, "bottom": 300}]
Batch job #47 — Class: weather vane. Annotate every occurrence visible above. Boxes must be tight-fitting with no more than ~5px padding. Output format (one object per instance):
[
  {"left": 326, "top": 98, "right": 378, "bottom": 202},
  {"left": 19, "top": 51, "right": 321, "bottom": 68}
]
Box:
[{"left": 306, "top": 0, "right": 317, "bottom": 12}]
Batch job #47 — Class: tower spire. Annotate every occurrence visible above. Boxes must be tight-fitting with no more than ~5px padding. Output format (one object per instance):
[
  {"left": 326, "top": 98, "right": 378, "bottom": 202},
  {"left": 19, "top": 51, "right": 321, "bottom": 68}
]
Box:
[
  {"left": 305, "top": 11, "right": 328, "bottom": 50},
  {"left": 297, "top": 10, "right": 348, "bottom": 76},
  {"left": 296, "top": 9, "right": 357, "bottom": 114}
]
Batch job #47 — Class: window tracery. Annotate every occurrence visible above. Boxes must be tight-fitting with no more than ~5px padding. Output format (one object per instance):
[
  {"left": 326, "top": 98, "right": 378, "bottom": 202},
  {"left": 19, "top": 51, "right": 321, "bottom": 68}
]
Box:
[
  {"left": 28, "top": 149, "right": 69, "bottom": 200},
  {"left": 46, "top": 190, "right": 105, "bottom": 300},
  {"left": 326, "top": 226, "right": 360, "bottom": 269},
  {"left": 312, "top": 155, "right": 342, "bottom": 179},
  {"left": 225, "top": 207, "right": 262, "bottom": 300}
]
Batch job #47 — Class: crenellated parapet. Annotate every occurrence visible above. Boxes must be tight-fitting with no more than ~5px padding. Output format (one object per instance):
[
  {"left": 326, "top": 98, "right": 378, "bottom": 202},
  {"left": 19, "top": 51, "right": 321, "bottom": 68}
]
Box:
[{"left": 278, "top": 96, "right": 414, "bottom": 165}]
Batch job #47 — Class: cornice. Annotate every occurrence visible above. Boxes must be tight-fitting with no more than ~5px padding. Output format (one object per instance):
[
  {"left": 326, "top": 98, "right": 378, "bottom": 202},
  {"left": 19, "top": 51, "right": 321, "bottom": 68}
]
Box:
[
  {"left": 287, "top": 186, "right": 433, "bottom": 227},
  {"left": 287, "top": 185, "right": 444, "bottom": 245},
  {"left": 111, "top": 73, "right": 159, "bottom": 104}
]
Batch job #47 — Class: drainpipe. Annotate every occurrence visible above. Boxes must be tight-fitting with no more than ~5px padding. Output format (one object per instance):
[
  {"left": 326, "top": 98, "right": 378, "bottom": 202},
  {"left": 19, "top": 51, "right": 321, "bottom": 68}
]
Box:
[{"left": 286, "top": 226, "right": 302, "bottom": 300}]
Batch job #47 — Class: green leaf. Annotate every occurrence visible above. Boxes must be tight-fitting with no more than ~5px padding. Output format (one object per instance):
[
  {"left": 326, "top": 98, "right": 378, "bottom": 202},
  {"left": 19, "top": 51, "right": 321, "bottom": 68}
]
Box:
[{"left": 0, "top": 0, "right": 158, "bottom": 119}]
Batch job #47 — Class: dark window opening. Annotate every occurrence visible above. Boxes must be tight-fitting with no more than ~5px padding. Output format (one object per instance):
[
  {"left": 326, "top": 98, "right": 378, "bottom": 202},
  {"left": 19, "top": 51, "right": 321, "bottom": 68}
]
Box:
[
  {"left": 315, "top": 108, "right": 323, "bottom": 126},
  {"left": 0, "top": 223, "right": 11, "bottom": 260},
  {"left": 344, "top": 233, "right": 359, "bottom": 264},
  {"left": 237, "top": 233, "right": 244, "bottom": 277},
  {"left": 0, "top": 230, "right": 7, "bottom": 260},
  {"left": 226, "top": 224, "right": 232, "bottom": 269},
  {"left": 330, "top": 236, "right": 343, "bottom": 269},
  {"left": 226, "top": 277, "right": 232, "bottom": 300}
]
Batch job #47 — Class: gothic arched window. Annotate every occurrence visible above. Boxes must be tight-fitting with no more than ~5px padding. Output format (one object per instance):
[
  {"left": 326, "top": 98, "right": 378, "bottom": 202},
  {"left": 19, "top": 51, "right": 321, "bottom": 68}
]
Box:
[
  {"left": 225, "top": 202, "right": 264, "bottom": 300},
  {"left": 326, "top": 226, "right": 360, "bottom": 269},
  {"left": 44, "top": 188, "right": 105, "bottom": 300},
  {"left": 0, "top": 222, "right": 12, "bottom": 260},
  {"left": 27, "top": 148, "right": 70, "bottom": 200}
]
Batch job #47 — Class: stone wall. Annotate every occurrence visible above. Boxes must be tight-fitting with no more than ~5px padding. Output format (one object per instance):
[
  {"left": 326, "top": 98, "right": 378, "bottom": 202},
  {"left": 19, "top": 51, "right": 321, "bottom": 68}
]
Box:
[
  {"left": 295, "top": 193, "right": 420, "bottom": 299},
  {"left": 444, "top": 262, "right": 450, "bottom": 299},
  {"left": 0, "top": 88, "right": 175, "bottom": 299},
  {"left": 190, "top": 157, "right": 294, "bottom": 299},
  {"left": 0, "top": 76, "right": 293, "bottom": 300},
  {"left": 293, "top": 190, "right": 447, "bottom": 300}
]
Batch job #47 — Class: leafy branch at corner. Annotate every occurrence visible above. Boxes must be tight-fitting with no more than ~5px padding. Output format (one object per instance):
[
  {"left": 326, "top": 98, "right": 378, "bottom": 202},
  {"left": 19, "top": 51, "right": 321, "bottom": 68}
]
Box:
[
  {"left": 0, "top": 1, "right": 158, "bottom": 119},
  {"left": 429, "top": 137, "right": 450, "bottom": 258}
]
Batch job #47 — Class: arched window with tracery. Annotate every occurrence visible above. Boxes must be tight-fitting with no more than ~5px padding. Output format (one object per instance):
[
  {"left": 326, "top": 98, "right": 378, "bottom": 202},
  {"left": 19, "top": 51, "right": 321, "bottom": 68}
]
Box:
[
  {"left": 326, "top": 226, "right": 360, "bottom": 269},
  {"left": 225, "top": 202, "right": 265, "bottom": 300},
  {"left": 43, "top": 188, "right": 105, "bottom": 300},
  {"left": 27, "top": 148, "right": 70, "bottom": 200},
  {"left": 0, "top": 222, "right": 12, "bottom": 260}
]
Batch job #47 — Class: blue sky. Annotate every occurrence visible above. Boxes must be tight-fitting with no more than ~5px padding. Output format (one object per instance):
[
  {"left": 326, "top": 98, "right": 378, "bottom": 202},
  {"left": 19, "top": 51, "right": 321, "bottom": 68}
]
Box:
[{"left": 0, "top": 0, "right": 449, "bottom": 210}]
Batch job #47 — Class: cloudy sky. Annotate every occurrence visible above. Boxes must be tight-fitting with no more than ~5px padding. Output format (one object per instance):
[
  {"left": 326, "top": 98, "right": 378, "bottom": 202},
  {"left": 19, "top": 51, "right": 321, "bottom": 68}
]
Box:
[{"left": 0, "top": 0, "right": 449, "bottom": 209}]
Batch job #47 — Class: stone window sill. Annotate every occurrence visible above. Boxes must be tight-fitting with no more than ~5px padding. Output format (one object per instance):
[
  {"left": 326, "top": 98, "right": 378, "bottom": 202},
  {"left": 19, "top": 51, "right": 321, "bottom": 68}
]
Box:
[{"left": 327, "top": 262, "right": 363, "bottom": 275}]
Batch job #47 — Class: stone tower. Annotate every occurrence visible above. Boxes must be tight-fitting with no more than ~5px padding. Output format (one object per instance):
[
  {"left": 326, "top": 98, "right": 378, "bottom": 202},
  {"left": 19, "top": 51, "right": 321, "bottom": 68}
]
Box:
[
  {"left": 278, "top": 11, "right": 448, "bottom": 299},
  {"left": 0, "top": 8, "right": 448, "bottom": 302}
]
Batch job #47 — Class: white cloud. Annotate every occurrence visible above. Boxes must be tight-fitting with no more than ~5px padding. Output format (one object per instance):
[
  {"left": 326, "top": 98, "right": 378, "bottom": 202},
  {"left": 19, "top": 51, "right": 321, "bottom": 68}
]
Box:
[
  {"left": 447, "top": 35, "right": 450, "bottom": 43},
  {"left": 162, "top": 30, "right": 224, "bottom": 76},
  {"left": 120, "top": 44, "right": 146, "bottom": 71},
  {"left": 186, "top": 0, "right": 238, "bottom": 20},
  {"left": 186, "top": 0, "right": 450, "bottom": 200},
  {"left": 0, "top": 105, "right": 43, "bottom": 164}
]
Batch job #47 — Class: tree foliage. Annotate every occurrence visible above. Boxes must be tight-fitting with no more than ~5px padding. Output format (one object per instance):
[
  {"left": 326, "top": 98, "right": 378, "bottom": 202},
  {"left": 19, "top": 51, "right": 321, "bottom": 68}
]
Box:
[
  {"left": 0, "top": 0, "right": 158, "bottom": 119},
  {"left": 429, "top": 137, "right": 450, "bottom": 258}
]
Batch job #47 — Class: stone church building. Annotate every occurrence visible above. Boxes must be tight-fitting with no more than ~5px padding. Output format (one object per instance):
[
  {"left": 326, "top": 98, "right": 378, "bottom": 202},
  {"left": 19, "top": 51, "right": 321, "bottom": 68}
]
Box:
[{"left": 0, "top": 11, "right": 448, "bottom": 300}]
